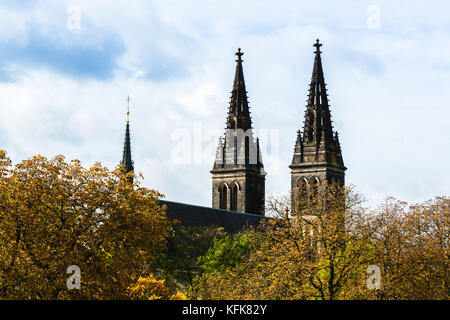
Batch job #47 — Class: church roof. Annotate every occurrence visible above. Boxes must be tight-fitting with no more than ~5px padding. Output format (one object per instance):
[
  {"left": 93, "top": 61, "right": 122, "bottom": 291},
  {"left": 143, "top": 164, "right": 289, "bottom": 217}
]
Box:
[{"left": 159, "top": 200, "right": 265, "bottom": 233}]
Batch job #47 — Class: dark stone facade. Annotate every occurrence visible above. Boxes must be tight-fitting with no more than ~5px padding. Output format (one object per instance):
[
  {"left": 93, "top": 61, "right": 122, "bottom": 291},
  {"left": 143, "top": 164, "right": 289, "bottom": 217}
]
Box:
[{"left": 211, "top": 169, "right": 265, "bottom": 215}]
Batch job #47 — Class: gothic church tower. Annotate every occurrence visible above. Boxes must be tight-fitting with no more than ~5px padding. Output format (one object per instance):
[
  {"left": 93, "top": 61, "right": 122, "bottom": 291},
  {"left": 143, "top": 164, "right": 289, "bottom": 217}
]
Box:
[
  {"left": 290, "top": 40, "right": 346, "bottom": 206},
  {"left": 211, "top": 49, "right": 265, "bottom": 215}
]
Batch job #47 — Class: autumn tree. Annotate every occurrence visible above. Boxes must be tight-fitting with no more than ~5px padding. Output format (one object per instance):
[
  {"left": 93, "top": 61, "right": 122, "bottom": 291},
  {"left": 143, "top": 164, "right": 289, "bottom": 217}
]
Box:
[
  {"left": 190, "top": 181, "right": 449, "bottom": 300},
  {"left": 370, "top": 196, "right": 449, "bottom": 299},
  {"left": 190, "top": 183, "right": 379, "bottom": 300},
  {"left": 0, "top": 151, "right": 171, "bottom": 299}
]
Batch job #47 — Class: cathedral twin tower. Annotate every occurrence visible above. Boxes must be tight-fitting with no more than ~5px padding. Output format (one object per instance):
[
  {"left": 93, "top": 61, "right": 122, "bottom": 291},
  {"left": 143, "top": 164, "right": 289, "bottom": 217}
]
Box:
[
  {"left": 121, "top": 40, "right": 346, "bottom": 216},
  {"left": 211, "top": 40, "right": 346, "bottom": 215}
]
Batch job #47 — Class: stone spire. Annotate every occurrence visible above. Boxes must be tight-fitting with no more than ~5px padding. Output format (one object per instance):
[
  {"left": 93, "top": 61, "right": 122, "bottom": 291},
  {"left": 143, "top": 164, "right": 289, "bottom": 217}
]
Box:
[
  {"left": 213, "top": 48, "right": 264, "bottom": 171},
  {"left": 291, "top": 40, "right": 345, "bottom": 169},
  {"left": 301, "top": 40, "right": 334, "bottom": 149},
  {"left": 289, "top": 40, "right": 346, "bottom": 208},
  {"left": 225, "top": 48, "right": 253, "bottom": 131},
  {"left": 211, "top": 49, "right": 265, "bottom": 215},
  {"left": 121, "top": 96, "right": 134, "bottom": 174},
  {"left": 291, "top": 130, "right": 303, "bottom": 165}
]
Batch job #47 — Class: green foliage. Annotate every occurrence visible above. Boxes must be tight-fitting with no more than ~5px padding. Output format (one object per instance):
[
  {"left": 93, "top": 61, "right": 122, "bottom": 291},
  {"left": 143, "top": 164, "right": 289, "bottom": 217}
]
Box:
[
  {"left": 198, "top": 231, "right": 259, "bottom": 274},
  {"left": 153, "top": 224, "right": 227, "bottom": 287}
]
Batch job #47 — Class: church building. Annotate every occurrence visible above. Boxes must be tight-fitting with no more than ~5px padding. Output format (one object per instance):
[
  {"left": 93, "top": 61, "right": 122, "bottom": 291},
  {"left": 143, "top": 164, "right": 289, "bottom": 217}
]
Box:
[{"left": 119, "top": 40, "right": 345, "bottom": 233}]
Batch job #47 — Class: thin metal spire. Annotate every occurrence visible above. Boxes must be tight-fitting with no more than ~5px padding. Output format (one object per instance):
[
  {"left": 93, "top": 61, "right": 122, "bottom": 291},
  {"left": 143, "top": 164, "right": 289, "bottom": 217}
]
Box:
[{"left": 121, "top": 96, "right": 134, "bottom": 174}]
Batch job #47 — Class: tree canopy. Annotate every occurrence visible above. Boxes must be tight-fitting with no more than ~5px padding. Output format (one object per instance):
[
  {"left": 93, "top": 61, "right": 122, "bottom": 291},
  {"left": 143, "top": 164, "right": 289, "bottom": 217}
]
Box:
[
  {"left": 0, "top": 150, "right": 447, "bottom": 300},
  {"left": 189, "top": 183, "right": 449, "bottom": 300},
  {"left": 0, "top": 151, "right": 172, "bottom": 299}
]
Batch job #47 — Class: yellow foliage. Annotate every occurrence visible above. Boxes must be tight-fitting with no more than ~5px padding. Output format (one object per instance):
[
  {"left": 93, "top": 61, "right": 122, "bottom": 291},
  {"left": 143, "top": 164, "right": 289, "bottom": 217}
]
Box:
[
  {"left": 128, "top": 275, "right": 170, "bottom": 300},
  {"left": 127, "top": 275, "right": 187, "bottom": 300},
  {"left": 170, "top": 291, "right": 188, "bottom": 300},
  {"left": 0, "top": 151, "right": 172, "bottom": 299}
]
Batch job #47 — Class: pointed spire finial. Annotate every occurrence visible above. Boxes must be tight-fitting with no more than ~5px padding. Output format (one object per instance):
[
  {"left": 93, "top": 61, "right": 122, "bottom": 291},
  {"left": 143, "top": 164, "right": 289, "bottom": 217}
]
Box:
[
  {"left": 235, "top": 48, "right": 244, "bottom": 62},
  {"left": 126, "top": 95, "right": 131, "bottom": 123},
  {"left": 313, "top": 39, "right": 322, "bottom": 54}
]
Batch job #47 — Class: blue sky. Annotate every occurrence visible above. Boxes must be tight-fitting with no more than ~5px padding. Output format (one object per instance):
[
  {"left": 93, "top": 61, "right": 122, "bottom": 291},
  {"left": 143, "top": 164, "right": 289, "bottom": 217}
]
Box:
[{"left": 0, "top": 0, "right": 449, "bottom": 209}]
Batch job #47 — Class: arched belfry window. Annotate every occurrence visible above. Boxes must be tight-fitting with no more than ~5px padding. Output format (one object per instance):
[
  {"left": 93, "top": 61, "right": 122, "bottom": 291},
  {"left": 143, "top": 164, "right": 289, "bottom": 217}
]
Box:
[
  {"left": 310, "top": 177, "right": 320, "bottom": 202},
  {"left": 230, "top": 183, "right": 239, "bottom": 211},
  {"left": 297, "top": 178, "right": 308, "bottom": 200},
  {"left": 219, "top": 183, "right": 228, "bottom": 210}
]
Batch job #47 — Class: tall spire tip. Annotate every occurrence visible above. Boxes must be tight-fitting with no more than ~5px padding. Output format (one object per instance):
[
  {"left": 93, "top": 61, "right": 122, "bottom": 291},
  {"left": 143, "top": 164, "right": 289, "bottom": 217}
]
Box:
[
  {"left": 313, "top": 39, "right": 322, "bottom": 53},
  {"left": 235, "top": 48, "right": 244, "bottom": 62},
  {"left": 126, "top": 95, "right": 131, "bottom": 123}
]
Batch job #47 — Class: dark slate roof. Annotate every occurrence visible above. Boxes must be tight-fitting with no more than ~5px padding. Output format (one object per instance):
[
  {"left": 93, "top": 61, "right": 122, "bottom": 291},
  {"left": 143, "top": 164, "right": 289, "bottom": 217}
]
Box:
[{"left": 159, "top": 200, "right": 265, "bottom": 233}]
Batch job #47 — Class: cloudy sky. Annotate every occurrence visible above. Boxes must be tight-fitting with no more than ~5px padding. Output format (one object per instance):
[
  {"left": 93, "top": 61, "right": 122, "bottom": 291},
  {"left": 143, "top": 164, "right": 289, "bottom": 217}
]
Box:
[{"left": 0, "top": 0, "right": 448, "bottom": 209}]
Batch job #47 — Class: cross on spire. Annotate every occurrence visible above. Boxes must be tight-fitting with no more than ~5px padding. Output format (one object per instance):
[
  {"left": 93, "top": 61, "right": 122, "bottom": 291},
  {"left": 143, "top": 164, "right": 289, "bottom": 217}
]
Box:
[
  {"left": 235, "top": 48, "right": 244, "bottom": 62},
  {"left": 314, "top": 39, "right": 322, "bottom": 53}
]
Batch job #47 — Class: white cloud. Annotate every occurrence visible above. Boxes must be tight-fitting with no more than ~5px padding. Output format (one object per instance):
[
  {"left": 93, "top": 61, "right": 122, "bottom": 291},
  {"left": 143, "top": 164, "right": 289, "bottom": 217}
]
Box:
[{"left": 0, "top": 0, "right": 449, "bottom": 209}]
